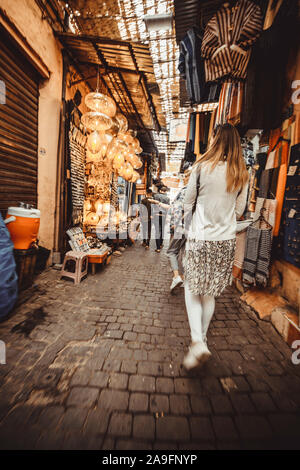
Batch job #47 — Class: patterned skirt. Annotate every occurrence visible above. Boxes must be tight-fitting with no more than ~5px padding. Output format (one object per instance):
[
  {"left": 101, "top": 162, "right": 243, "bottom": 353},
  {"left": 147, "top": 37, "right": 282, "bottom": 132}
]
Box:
[{"left": 183, "top": 239, "right": 236, "bottom": 297}]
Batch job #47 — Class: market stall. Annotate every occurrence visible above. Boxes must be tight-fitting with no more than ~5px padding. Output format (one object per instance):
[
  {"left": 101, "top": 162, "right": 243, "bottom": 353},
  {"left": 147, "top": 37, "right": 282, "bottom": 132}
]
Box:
[{"left": 177, "top": 0, "right": 300, "bottom": 336}]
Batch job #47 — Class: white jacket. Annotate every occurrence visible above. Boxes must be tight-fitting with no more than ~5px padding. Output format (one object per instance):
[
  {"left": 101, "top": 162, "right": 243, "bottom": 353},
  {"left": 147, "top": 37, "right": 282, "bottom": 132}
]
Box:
[{"left": 184, "top": 162, "right": 248, "bottom": 241}]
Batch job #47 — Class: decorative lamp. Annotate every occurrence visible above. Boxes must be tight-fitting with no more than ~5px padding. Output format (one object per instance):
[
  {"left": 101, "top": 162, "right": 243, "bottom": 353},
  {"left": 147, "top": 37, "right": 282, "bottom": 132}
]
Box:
[
  {"left": 85, "top": 92, "right": 117, "bottom": 117},
  {"left": 87, "top": 131, "right": 103, "bottom": 154},
  {"left": 86, "top": 149, "right": 102, "bottom": 162},
  {"left": 81, "top": 111, "right": 112, "bottom": 132},
  {"left": 116, "top": 113, "right": 128, "bottom": 132},
  {"left": 131, "top": 171, "right": 140, "bottom": 183},
  {"left": 118, "top": 131, "right": 134, "bottom": 146},
  {"left": 85, "top": 212, "right": 99, "bottom": 225},
  {"left": 123, "top": 162, "right": 133, "bottom": 181},
  {"left": 132, "top": 156, "right": 143, "bottom": 169},
  {"left": 110, "top": 117, "right": 120, "bottom": 136},
  {"left": 126, "top": 151, "right": 136, "bottom": 167},
  {"left": 113, "top": 151, "right": 125, "bottom": 169}
]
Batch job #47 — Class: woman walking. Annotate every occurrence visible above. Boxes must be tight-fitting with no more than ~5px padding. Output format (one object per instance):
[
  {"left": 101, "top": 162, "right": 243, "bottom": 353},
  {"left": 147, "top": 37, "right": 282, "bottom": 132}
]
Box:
[{"left": 182, "top": 124, "right": 249, "bottom": 370}]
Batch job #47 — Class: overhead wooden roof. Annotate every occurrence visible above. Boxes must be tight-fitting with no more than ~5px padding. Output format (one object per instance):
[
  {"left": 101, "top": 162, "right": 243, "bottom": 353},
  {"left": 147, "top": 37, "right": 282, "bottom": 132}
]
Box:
[{"left": 56, "top": 32, "right": 163, "bottom": 138}]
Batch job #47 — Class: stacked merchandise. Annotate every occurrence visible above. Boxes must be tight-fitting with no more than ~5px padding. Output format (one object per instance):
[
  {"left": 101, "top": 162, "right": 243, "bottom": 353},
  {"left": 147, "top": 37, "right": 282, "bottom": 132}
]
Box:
[
  {"left": 69, "top": 123, "right": 87, "bottom": 225},
  {"left": 179, "top": 0, "right": 300, "bottom": 292},
  {"left": 234, "top": 113, "right": 299, "bottom": 286},
  {"left": 276, "top": 143, "right": 300, "bottom": 268},
  {"left": 179, "top": 0, "right": 263, "bottom": 170}
]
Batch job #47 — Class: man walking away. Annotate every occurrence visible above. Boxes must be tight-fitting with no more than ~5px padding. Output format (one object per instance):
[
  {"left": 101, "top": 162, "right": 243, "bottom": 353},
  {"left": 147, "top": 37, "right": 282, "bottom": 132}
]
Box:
[
  {"left": 167, "top": 168, "right": 192, "bottom": 293},
  {"left": 140, "top": 189, "right": 153, "bottom": 249},
  {"left": 153, "top": 186, "right": 170, "bottom": 252}
]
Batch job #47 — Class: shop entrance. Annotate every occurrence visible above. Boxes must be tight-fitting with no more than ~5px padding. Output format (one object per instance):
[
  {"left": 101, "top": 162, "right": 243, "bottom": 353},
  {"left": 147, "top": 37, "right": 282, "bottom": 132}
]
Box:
[{"left": 0, "top": 26, "right": 39, "bottom": 217}]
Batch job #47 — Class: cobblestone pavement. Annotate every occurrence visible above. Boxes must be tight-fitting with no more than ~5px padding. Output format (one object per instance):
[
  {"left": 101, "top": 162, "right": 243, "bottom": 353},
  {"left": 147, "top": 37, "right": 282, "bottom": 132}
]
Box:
[{"left": 0, "top": 243, "right": 300, "bottom": 450}]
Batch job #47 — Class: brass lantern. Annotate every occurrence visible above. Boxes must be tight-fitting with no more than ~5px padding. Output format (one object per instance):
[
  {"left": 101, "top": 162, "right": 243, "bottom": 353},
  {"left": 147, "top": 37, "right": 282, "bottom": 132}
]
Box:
[
  {"left": 81, "top": 111, "right": 112, "bottom": 132},
  {"left": 85, "top": 92, "right": 117, "bottom": 118}
]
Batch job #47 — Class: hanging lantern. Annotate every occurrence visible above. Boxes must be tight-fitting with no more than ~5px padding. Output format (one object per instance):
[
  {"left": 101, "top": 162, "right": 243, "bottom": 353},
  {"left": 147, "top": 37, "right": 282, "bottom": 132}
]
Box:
[
  {"left": 81, "top": 111, "right": 112, "bottom": 132},
  {"left": 85, "top": 212, "right": 99, "bottom": 225},
  {"left": 116, "top": 113, "right": 128, "bottom": 132},
  {"left": 118, "top": 131, "right": 134, "bottom": 146},
  {"left": 87, "top": 131, "right": 103, "bottom": 154},
  {"left": 85, "top": 92, "right": 117, "bottom": 117},
  {"left": 128, "top": 129, "right": 137, "bottom": 138},
  {"left": 131, "top": 137, "right": 141, "bottom": 153},
  {"left": 123, "top": 162, "right": 133, "bottom": 181},
  {"left": 86, "top": 149, "right": 102, "bottom": 162},
  {"left": 131, "top": 170, "right": 140, "bottom": 183},
  {"left": 110, "top": 117, "right": 120, "bottom": 137},
  {"left": 126, "top": 151, "right": 136, "bottom": 167},
  {"left": 117, "top": 164, "right": 125, "bottom": 178},
  {"left": 113, "top": 151, "right": 125, "bottom": 169},
  {"left": 132, "top": 155, "right": 143, "bottom": 169},
  {"left": 136, "top": 144, "right": 143, "bottom": 154}
]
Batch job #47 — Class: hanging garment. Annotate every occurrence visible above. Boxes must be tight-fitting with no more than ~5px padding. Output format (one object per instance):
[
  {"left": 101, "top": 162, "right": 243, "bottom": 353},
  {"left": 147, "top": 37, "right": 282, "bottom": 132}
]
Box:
[
  {"left": 254, "top": 197, "right": 278, "bottom": 235},
  {"left": 69, "top": 124, "right": 86, "bottom": 225},
  {"left": 275, "top": 143, "right": 300, "bottom": 268},
  {"left": 255, "top": 228, "right": 272, "bottom": 287},
  {"left": 243, "top": 225, "right": 261, "bottom": 285},
  {"left": 242, "top": 224, "right": 272, "bottom": 287},
  {"left": 274, "top": 141, "right": 289, "bottom": 236},
  {"left": 178, "top": 27, "right": 208, "bottom": 104},
  {"left": 201, "top": 0, "right": 262, "bottom": 82},
  {"left": 255, "top": 152, "right": 268, "bottom": 187},
  {"left": 241, "top": 0, "right": 298, "bottom": 130},
  {"left": 257, "top": 170, "right": 272, "bottom": 199},
  {"left": 263, "top": 0, "right": 284, "bottom": 30}
]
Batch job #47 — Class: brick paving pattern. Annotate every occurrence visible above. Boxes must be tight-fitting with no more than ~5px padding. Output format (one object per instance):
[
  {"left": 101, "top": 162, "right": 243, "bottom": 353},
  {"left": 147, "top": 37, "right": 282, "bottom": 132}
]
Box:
[{"left": 0, "top": 244, "right": 300, "bottom": 450}]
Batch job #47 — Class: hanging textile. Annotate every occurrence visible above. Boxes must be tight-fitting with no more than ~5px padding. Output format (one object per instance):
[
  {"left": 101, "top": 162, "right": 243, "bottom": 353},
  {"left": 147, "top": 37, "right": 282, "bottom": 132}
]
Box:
[
  {"left": 178, "top": 27, "right": 207, "bottom": 105},
  {"left": 242, "top": 222, "right": 273, "bottom": 287},
  {"left": 274, "top": 140, "right": 289, "bottom": 236},
  {"left": 254, "top": 198, "right": 278, "bottom": 235},
  {"left": 69, "top": 123, "right": 86, "bottom": 225},
  {"left": 110, "top": 173, "right": 119, "bottom": 210},
  {"left": 215, "top": 82, "right": 244, "bottom": 126},
  {"left": 276, "top": 143, "right": 300, "bottom": 268},
  {"left": 201, "top": 0, "right": 262, "bottom": 82},
  {"left": 241, "top": 0, "right": 298, "bottom": 130}
]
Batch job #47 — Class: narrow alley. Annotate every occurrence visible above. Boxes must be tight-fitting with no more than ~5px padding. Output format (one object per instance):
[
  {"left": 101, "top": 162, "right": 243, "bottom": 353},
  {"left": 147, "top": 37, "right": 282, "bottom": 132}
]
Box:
[{"left": 0, "top": 243, "right": 299, "bottom": 450}]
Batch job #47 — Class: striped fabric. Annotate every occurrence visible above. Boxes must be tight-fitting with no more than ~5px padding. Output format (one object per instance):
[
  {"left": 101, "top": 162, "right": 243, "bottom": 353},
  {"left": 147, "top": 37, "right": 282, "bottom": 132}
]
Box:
[
  {"left": 242, "top": 225, "right": 272, "bottom": 287},
  {"left": 256, "top": 229, "right": 272, "bottom": 287},
  {"left": 201, "top": 0, "right": 263, "bottom": 82}
]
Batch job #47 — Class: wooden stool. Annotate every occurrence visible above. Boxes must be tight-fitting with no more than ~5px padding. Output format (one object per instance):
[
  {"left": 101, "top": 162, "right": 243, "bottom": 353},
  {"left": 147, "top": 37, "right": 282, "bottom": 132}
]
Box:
[{"left": 61, "top": 251, "right": 88, "bottom": 284}]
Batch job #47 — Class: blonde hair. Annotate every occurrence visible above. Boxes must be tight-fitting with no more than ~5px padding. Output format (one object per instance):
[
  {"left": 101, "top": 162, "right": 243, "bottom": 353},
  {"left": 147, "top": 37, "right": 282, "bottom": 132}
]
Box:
[{"left": 194, "top": 123, "right": 248, "bottom": 193}]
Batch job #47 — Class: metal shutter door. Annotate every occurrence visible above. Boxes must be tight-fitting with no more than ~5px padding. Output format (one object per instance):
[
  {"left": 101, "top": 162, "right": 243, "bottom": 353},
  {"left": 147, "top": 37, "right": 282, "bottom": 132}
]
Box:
[{"left": 0, "top": 27, "right": 39, "bottom": 217}]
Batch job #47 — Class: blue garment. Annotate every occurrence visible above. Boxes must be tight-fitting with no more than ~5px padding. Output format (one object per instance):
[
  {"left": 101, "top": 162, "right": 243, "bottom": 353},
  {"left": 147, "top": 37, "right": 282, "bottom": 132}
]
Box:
[
  {"left": 0, "top": 214, "right": 18, "bottom": 319},
  {"left": 178, "top": 27, "right": 207, "bottom": 104}
]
